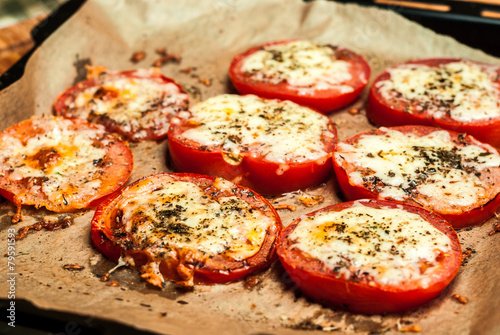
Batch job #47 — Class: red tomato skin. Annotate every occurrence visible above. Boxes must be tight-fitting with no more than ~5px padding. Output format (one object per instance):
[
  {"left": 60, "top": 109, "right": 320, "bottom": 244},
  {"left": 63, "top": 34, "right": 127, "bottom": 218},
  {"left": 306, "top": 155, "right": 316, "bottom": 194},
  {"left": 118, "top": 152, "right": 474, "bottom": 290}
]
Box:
[
  {"left": 277, "top": 199, "right": 462, "bottom": 315},
  {"left": 332, "top": 125, "right": 500, "bottom": 229},
  {"left": 91, "top": 173, "right": 282, "bottom": 285},
  {"left": 91, "top": 198, "right": 123, "bottom": 263},
  {"left": 229, "top": 40, "right": 371, "bottom": 114},
  {"left": 367, "top": 58, "right": 500, "bottom": 148},
  {"left": 54, "top": 70, "right": 188, "bottom": 142},
  {"left": 167, "top": 124, "right": 336, "bottom": 196}
]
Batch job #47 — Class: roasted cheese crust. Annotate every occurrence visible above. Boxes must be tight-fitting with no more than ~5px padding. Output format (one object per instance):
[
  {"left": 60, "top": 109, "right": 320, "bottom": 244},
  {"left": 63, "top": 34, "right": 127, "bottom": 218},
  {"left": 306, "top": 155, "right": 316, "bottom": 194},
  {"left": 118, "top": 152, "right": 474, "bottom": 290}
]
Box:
[
  {"left": 119, "top": 177, "right": 273, "bottom": 260},
  {"left": 334, "top": 127, "right": 500, "bottom": 215},
  {"left": 0, "top": 116, "right": 133, "bottom": 214},
  {"left": 277, "top": 199, "right": 462, "bottom": 314},
  {"left": 289, "top": 201, "right": 452, "bottom": 288},
  {"left": 54, "top": 68, "right": 189, "bottom": 141},
  {"left": 376, "top": 60, "right": 500, "bottom": 122},
  {"left": 173, "top": 94, "right": 336, "bottom": 164},
  {"left": 94, "top": 173, "right": 281, "bottom": 287},
  {"left": 240, "top": 40, "right": 360, "bottom": 93}
]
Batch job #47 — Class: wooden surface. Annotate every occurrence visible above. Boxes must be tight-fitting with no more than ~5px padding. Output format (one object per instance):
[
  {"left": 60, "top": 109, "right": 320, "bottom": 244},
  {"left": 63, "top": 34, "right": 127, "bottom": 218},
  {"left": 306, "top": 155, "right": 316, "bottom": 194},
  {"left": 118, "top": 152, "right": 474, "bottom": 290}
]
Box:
[{"left": 0, "top": 15, "right": 45, "bottom": 76}]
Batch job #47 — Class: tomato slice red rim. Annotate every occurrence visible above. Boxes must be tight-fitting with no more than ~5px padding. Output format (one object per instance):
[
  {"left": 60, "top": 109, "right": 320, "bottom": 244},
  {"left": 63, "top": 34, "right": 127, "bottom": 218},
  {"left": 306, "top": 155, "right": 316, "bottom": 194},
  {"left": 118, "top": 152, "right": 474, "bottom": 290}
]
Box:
[
  {"left": 91, "top": 172, "right": 282, "bottom": 287},
  {"left": 167, "top": 94, "right": 337, "bottom": 195},
  {"left": 229, "top": 39, "right": 370, "bottom": 114},
  {"left": 333, "top": 125, "right": 500, "bottom": 229},
  {"left": 367, "top": 58, "right": 500, "bottom": 148},
  {"left": 54, "top": 67, "right": 189, "bottom": 142},
  {"left": 277, "top": 199, "right": 462, "bottom": 314},
  {"left": 0, "top": 116, "right": 133, "bottom": 219}
]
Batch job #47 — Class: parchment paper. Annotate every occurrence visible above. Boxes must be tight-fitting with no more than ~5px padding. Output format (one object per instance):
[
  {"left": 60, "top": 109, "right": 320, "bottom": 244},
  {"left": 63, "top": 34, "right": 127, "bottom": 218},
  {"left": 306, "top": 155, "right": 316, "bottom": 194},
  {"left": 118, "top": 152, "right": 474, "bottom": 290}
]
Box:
[{"left": 1, "top": 0, "right": 499, "bottom": 334}]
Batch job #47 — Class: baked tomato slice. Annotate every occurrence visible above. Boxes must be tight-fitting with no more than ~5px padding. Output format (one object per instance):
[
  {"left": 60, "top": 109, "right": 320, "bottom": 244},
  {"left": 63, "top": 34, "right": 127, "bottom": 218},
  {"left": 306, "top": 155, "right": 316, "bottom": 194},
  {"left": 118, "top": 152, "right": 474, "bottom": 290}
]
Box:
[
  {"left": 277, "top": 199, "right": 462, "bottom": 315},
  {"left": 367, "top": 58, "right": 500, "bottom": 148},
  {"left": 53, "top": 66, "right": 189, "bottom": 142},
  {"left": 167, "top": 94, "right": 338, "bottom": 195},
  {"left": 91, "top": 173, "right": 282, "bottom": 287},
  {"left": 333, "top": 125, "right": 500, "bottom": 229},
  {"left": 0, "top": 116, "right": 133, "bottom": 219},
  {"left": 229, "top": 40, "right": 370, "bottom": 114}
]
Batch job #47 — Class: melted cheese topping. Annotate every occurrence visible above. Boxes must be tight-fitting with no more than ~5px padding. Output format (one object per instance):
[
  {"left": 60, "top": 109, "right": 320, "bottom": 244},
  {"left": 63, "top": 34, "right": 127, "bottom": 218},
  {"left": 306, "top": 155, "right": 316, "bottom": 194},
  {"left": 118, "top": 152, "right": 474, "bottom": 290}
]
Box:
[
  {"left": 290, "top": 203, "right": 452, "bottom": 287},
  {"left": 240, "top": 40, "right": 354, "bottom": 92},
  {"left": 179, "top": 94, "right": 334, "bottom": 164},
  {"left": 68, "top": 70, "right": 188, "bottom": 134},
  {"left": 376, "top": 61, "right": 500, "bottom": 121},
  {"left": 118, "top": 177, "right": 273, "bottom": 261},
  {"left": 335, "top": 128, "right": 500, "bottom": 213},
  {"left": 0, "top": 117, "right": 109, "bottom": 206}
]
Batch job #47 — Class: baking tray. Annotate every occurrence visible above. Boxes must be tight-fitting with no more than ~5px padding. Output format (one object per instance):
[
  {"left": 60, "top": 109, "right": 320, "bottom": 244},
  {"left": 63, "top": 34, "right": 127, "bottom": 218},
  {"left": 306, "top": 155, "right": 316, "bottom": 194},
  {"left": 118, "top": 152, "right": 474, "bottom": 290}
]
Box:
[
  {"left": 0, "top": 1, "right": 499, "bottom": 334},
  {"left": 334, "top": 0, "right": 500, "bottom": 57},
  {"left": 336, "top": 0, "right": 500, "bottom": 25}
]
